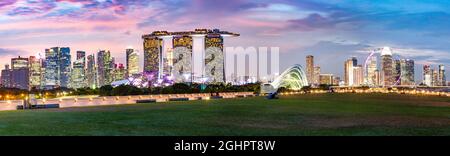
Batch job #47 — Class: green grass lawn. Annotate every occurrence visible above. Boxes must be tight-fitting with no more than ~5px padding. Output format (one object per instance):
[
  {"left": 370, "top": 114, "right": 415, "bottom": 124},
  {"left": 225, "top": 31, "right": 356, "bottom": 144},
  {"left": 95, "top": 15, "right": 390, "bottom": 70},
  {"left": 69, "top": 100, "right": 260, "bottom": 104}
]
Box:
[{"left": 0, "top": 93, "right": 449, "bottom": 136}]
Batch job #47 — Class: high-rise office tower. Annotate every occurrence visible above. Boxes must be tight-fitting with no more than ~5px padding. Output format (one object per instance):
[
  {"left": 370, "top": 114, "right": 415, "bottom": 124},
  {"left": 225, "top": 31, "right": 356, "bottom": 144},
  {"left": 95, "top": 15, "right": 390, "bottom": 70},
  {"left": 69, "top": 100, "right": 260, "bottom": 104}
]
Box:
[
  {"left": 44, "top": 47, "right": 59, "bottom": 88},
  {"left": 393, "top": 59, "right": 401, "bottom": 85},
  {"left": 1, "top": 65, "right": 12, "bottom": 88},
  {"left": 126, "top": 49, "right": 139, "bottom": 77},
  {"left": 432, "top": 69, "right": 438, "bottom": 86},
  {"left": 44, "top": 47, "right": 71, "bottom": 89},
  {"left": 438, "top": 65, "right": 446, "bottom": 86},
  {"left": 29, "top": 56, "right": 43, "bottom": 89},
  {"left": 344, "top": 57, "right": 357, "bottom": 86},
  {"left": 86, "top": 54, "right": 97, "bottom": 89},
  {"left": 400, "top": 59, "right": 414, "bottom": 86},
  {"left": 9, "top": 56, "right": 30, "bottom": 90},
  {"left": 423, "top": 65, "right": 432, "bottom": 86},
  {"left": 366, "top": 55, "right": 378, "bottom": 86},
  {"left": 381, "top": 47, "right": 394, "bottom": 87},
  {"left": 114, "top": 63, "right": 126, "bottom": 81},
  {"left": 97, "top": 50, "right": 114, "bottom": 87},
  {"left": 313, "top": 66, "right": 320, "bottom": 85},
  {"left": 59, "top": 47, "right": 71, "bottom": 88},
  {"left": 71, "top": 51, "right": 86, "bottom": 89},
  {"left": 306, "top": 55, "right": 314, "bottom": 85},
  {"left": 11, "top": 56, "right": 29, "bottom": 70},
  {"left": 353, "top": 65, "right": 364, "bottom": 86}
]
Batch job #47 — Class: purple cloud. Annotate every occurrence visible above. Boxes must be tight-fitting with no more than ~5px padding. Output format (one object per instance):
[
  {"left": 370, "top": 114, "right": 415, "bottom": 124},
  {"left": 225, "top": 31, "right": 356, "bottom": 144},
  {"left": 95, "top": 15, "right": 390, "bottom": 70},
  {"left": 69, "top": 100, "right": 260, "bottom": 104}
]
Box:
[{"left": 0, "top": 0, "right": 17, "bottom": 8}]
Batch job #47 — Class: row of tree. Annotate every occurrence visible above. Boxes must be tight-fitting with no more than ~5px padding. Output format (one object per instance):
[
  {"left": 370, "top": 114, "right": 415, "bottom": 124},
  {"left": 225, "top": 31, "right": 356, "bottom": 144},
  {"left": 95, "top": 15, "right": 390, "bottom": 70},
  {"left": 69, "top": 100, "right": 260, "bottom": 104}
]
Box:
[
  {"left": 0, "top": 83, "right": 261, "bottom": 99},
  {"left": 77, "top": 83, "right": 261, "bottom": 96}
]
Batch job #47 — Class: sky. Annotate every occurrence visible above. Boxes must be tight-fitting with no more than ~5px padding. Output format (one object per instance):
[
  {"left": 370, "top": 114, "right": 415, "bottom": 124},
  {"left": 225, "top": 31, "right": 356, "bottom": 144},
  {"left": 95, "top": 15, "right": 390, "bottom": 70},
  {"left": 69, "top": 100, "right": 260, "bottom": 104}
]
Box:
[{"left": 0, "top": 0, "right": 449, "bottom": 81}]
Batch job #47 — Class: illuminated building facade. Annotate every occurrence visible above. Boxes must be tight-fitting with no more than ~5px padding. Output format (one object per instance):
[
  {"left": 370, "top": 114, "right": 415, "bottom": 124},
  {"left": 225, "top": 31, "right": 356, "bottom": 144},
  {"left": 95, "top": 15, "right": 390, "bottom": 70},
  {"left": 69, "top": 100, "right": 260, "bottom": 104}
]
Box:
[
  {"left": 71, "top": 51, "right": 86, "bottom": 89},
  {"left": 97, "top": 50, "right": 115, "bottom": 87},
  {"left": 423, "top": 65, "right": 432, "bottom": 86},
  {"left": 306, "top": 55, "right": 314, "bottom": 85},
  {"left": 353, "top": 65, "right": 364, "bottom": 86},
  {"left": 142, "top": 29, "right": 239, "bottom": 85},
  {"left": 313, "top": 66, "right": 320, "bottom": 85},
  {"left": 333, "top": 76, "right": 341, "bottom": 86},
  {"left": 86, "top": 54, "right": 97, "bottom": 88},
  {"left": 172, "top": 35, "right": 193, "bottom": 83},
  {"left": 400, "top": 59, "right": 414, "bottom": 86},
  {"left": 344, "top": 57, "right": 357, "bottom": 86},
  {"left": 438, "top": 65, "right": 446, "bottom": 86},
  {"left": 44, "top": 47, "right": 59, "bottom": 88},
  {"left": 11, "top": 56, "right": 29, "bottom": 70},
  {"left": 205, "top": 34, "right": 225, "bottom": 83},
  {"left": 381, "top": 47, "right": 394, "bottom": 87},
  {"left": 1, "top": 65, "right": 12, "bottom": 88},
  {"left": 432, "top": 69, "right": 439, "bottom": 86},
  {"left": 366, "top": 55, "right": 378, "bottom": 86},
  {"left": 319, "top": 74, "right": 334, "bottom": 85},
  {"left": 375, "top": 69, "right": 381, "bottom": 86},
  {"left": 126, "top": 49, "right": 139, "bottom": 77},
  {"left": 393, "top": 59, "right": 401, "bottom": 85},
  {"left": 29, "top": 56, "right": 43, "bottom": 89},
  {"left": 44, "top": 47, "right": 71, "bottom": 89},
  {"left": 143, "top": 36, "right": 163, "bottom": 78},
  {"left": 59, "top": 47, "right": 71, "bottom": 88},
  {"left": 114, "top": 63, "right": 126, "bottom": 81},
  {"left": 9, "top": 57, "right": 30, "bottom": 90}
]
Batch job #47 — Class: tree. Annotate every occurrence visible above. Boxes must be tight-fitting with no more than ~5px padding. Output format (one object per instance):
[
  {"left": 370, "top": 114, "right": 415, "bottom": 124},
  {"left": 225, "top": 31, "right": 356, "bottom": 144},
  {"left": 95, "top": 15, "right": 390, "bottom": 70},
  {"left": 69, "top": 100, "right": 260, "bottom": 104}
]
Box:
[{"left": 99, "top": 85, "right": 113, "bottom": 96}]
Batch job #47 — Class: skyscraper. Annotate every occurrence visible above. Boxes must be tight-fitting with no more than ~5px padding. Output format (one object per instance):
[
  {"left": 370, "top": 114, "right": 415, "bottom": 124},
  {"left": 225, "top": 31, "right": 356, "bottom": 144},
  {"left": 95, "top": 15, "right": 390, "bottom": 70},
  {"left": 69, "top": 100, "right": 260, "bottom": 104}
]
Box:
[
  {"left": 44, "top": 47, "right": 59, "bottom": 88},
  {"left": 44, "top": 47, "right": 71, "bottom": 89},
  {"left": 205, "top": 34, "right": 226, "bottom": 83},
  {"left": 9, "top": 56, "right": 29, "bottom": 90},
  {"left": 432, "top": 69, "right": 439, "bottom": 86},
  {"left": 114, "top": 63, "right": 126, "bottom": 81},
  {"left": 71, "top": 51, "right": 86, "bottom": 89},
  {"left": 86, "top": 54, "right": 97, "bottom": 89},
  {"left": 97, "top": 50, "right": 114, "bottom": 87},
  {"left": 353, "top": 65, "right": 364, "bottom": 86},
  {"left": 1, "top": 65, "right": 12, "bottom": 88},
  {"left": 126, "top": 49, "right": 139, "bottom": 77},
  {"left": 313, "top": 66, "right": 320, "bottom": 85},
  {"left": 366, "top": 55, "right": 377, "bottom": 86},
  {"left": 11, "top": 56, "right": 29, "bottom": 70},
  {"left": 143, "top": 36, "right": 163, "bottom": 76},
  {"left": 29, "top": 56, "right": 43, "bottom": 89},
  {"left": 381, "top": 47, "right": 394, "bottom": 87},
  {"left": 438, "top": 65, "right": 446, "bottom": 86},
  {"left": 400, "top": 59, "right": 414, "bottom": 86},
  {"left": 172, "top": 35, "right": 193, "bottom": 83},
  {"left": 306, "top": 55, "right": 314, "bottom": 85},
  {"left": 59, "top": 47, "right": 71, "bottom": 88},
  {"left": 393, "top": 59, "right": 401, "bottom": 85},
  {"left": 423, "top": 65, "right": 432, "bottom": 86},
  {"left": 344, "top": 57, "right": 357, "bottom": 86}
]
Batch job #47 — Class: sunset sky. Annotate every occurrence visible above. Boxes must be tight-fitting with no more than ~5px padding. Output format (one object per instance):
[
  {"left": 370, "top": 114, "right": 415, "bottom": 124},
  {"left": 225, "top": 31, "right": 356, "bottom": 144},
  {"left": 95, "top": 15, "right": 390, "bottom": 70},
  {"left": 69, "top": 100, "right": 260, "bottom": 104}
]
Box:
[{"left": 0, "top": 0, "right": 449, "bottom": 80}]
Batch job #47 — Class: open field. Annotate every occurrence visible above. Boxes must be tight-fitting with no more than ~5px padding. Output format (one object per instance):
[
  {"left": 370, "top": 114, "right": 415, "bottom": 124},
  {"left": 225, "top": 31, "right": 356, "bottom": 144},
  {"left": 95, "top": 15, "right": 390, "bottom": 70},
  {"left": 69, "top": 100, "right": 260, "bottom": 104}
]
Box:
[{"left": 0, "top": 93, "right": 449, "bottom": 136}]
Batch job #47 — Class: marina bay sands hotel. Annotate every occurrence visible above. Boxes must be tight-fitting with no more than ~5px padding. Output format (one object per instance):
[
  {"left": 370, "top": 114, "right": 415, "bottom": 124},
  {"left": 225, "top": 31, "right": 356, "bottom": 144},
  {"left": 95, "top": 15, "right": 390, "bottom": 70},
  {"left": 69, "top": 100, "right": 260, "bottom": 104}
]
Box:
[{"left": 142, "top": 29, "right": 239, "bottom": 84}]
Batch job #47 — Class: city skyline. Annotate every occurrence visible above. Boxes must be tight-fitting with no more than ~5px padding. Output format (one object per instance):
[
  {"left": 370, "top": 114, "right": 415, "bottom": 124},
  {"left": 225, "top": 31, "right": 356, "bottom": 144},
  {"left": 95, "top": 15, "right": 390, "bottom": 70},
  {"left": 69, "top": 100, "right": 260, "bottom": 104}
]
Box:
[{"left": 0, "top": 0, "right": 450, "bottom": 81}]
